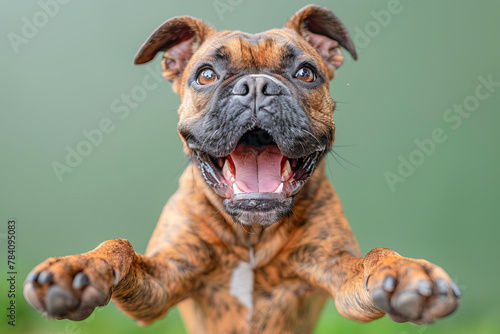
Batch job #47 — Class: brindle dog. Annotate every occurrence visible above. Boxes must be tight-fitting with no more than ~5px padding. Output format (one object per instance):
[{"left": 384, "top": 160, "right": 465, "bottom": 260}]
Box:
[{"left": 24, "top": 5, "right": 460, "bottom": 334}]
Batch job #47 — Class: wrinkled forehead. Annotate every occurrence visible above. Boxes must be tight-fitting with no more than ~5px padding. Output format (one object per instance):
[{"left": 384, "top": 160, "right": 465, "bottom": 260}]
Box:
[{"left": 190, "top": 29, "right": 320, "bottom": 71}]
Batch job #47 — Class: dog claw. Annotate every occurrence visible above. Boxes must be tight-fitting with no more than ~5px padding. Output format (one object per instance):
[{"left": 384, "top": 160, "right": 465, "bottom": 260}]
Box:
[
  {"left": 25, "top": 271, "right": 39, "bottom": 283},
  {"left": 363, "top": 275, "right": 371, "bottom": 291},
  {"left": 382, "top": 275, "right": 396, "bottom": 292},
  {"left": 72, "top": 272, "right": 90, "bottom": 289},
  {"left": 450, "top": 281, "right": 462, "bottom": 298},
  {"left": 113, "top": 269, "right": 120, "bottom": 286},
  {"left": 435, "top": 279, "right": 449, "bottom": 294},
  {"left": 38, "top": 271, "right": 54, "bottom": 284},
  {"left": 417, "top": 280, "right": 432, "bottom": 296}
]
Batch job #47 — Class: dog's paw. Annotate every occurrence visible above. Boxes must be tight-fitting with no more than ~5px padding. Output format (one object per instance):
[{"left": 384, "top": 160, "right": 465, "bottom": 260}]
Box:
[
  {"left": 365, "top": 256, "right": 460, "bottom": 324},
  {"left": 23, "top": 255, "right": 119, "bottom": 320}
]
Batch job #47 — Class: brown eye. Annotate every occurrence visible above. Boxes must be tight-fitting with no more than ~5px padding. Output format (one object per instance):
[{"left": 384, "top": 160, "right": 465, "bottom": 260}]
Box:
[
  {"left": 295, "top": 67, "right": 315, "bottom": 82},
  {"left": 197, "top": 68, "right": 217, "bottom": 85}
]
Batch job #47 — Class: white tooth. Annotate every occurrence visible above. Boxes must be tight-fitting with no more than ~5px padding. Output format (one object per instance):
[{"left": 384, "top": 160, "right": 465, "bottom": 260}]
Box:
[
  {"left": 281, "top": 160, "right": 292, "bottom": 180},
  {"left": 223, "top": 159, "right": 232, "bottom": 179},
  {"left": 274, "top": 183, "right": 284, "bottom": 193},
  {"left": 233, "top": 183, "right": 243, "bottom": 194}
]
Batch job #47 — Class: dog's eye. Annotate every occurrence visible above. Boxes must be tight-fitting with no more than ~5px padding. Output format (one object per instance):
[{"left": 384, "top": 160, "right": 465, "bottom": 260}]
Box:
[
  {"left": 197, "top": 68, "right": 217, "bottom": 85},
  {"left": 295, "top": 67, "right": 315, "bottom": 82}
]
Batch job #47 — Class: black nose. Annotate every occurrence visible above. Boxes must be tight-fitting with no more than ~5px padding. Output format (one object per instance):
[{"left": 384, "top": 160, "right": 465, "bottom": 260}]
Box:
[{"left": 232, "top": 75, "right": 282, "bottom": 96}]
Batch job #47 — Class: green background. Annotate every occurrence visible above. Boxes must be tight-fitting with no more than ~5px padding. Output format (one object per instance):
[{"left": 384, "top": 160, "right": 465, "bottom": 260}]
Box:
[{"left": 1, "top": 0, "right": 499, "bottom": 333}]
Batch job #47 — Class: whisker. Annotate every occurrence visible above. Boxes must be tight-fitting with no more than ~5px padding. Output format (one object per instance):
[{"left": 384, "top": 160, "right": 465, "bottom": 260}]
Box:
[
  {"left": 332, "top": 144, "right": 359, "bottom": 148},
  {"left": 329, "top": 150, "right": 348, "bottom": 170},
  {"left": 332, "top": 150, "right": 359, "bottom": 168},
  {"left": 200, "top": 128, "right": 219, "bottom": 152},
  {"left": 303, "top": 129, "right": 322, "bottom": 148},
  {"left": 329, "top": 149, "right": 359, "bottom": 169}
]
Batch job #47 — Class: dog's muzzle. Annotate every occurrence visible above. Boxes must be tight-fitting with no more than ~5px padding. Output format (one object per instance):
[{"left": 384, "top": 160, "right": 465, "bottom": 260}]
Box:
[{"left": 184, "top": 74, "right": 329, "bottom": 226}]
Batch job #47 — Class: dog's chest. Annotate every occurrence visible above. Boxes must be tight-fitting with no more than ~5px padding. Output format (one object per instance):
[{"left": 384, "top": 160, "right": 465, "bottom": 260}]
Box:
[
  {"left": 229, "top": 248, "right": 256, "bottom": 321},
  {"left": 189, "top": 250, "right": 321, "bottom": 333},
  {"left": 195, "top": 247, "right": 317, "bottom": 323}
]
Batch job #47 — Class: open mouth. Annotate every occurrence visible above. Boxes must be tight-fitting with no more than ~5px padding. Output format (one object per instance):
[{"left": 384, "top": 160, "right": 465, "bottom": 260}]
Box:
[{"left": 192, "top": 128, "right": 323, "bottom": 199}]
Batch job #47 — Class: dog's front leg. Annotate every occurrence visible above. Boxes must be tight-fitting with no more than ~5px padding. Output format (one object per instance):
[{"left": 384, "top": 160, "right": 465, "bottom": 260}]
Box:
[
  {"left": 112, "top": 240, "right": 214, "bottom": 326},
  {"left": 286, "top": 180, "right": 460, "bottom": 324},
  {"left": 24, "top": 237, "right": 213, "bottom": 325},
  {"left": 291, "top": 246, "right": 461, "bottom": 324}
]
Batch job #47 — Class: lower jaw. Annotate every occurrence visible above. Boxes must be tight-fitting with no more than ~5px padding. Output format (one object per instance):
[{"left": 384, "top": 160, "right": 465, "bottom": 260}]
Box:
[
  {"left": 208, "top": 180, "right": 307, "bottom": 200},
  {"left": 222, "top": 192, "right": 294, "bottom": 227}
]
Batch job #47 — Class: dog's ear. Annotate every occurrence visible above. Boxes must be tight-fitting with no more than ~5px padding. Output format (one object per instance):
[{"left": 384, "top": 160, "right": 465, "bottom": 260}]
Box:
[
  {"left": 286, "top": 5, "right": 357, "bottom": 79},
  {"left": 134, "top": 16, "right": 215, "bottom": 93}
]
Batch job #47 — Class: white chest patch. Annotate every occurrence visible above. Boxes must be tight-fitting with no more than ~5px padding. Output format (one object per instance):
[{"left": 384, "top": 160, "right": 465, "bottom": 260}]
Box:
[{"left": 229, "top": 247, "right": 256, "bottom": 322}]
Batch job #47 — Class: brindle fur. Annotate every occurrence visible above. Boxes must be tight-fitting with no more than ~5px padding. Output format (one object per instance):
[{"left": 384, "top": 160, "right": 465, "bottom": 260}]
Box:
[{"left": 24, "top": 5, "right": 459, "bottom": 334}]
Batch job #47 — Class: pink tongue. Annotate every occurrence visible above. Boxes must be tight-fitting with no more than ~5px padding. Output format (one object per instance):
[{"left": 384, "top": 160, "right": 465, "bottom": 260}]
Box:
[{"left": 230, "top": 144, "right": 283, "bottom": 193}]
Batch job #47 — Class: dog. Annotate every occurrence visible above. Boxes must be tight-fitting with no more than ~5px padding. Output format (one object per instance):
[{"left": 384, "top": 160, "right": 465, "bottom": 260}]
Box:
[{"left": 24, "top": 5, "right": 460, "bottom": 333}]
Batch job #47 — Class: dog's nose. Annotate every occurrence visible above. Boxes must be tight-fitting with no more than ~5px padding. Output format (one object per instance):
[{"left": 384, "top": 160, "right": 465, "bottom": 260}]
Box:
[{"left": 232, "top": 75, "right": 281, "bottom": 96}]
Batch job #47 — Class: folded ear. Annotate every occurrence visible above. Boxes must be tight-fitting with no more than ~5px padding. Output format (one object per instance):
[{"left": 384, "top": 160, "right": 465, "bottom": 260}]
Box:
[
  {"left": 134, "top": 16, "right": 215, "bottom": 93},
  {"left": 285, "top": 5, "right": 357, "bottom": 79}
]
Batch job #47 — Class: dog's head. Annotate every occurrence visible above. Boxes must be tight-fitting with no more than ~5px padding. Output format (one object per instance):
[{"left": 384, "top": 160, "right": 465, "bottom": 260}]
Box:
[{"left": 134, "top": 5, "right": 356, "bottom": 227}]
